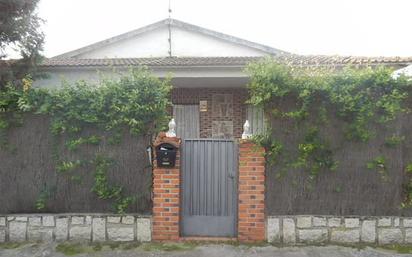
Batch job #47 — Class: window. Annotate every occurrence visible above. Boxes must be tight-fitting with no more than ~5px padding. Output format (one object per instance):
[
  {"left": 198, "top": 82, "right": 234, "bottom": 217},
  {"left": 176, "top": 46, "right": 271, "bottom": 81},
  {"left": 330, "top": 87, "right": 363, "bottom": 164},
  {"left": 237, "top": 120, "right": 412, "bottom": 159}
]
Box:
[{"left": 246, "top": 105, "right": 266, "bottom": 135}]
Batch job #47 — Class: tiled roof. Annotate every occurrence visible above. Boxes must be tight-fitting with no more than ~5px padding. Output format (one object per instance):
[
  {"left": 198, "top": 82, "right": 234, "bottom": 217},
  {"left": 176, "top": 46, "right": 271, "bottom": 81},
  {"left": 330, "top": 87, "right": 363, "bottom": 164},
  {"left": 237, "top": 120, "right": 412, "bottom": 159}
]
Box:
[
  {"left": 277, "top": 55, "right": 412, "bottom": 65},
  {"left": 39, "top": 56, "right": 412, "bottom": 68},
  {"left": 40, "top": 57, "right": 260, "bottom": 67}
]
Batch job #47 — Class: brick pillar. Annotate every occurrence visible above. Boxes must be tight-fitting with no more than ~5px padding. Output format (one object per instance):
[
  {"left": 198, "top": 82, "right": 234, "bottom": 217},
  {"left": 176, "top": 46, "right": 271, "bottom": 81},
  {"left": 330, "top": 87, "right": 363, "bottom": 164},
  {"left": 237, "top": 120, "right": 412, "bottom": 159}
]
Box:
[
  {"left": 238, "top": 139, "right": 266, "bottom": 242},
  {"left": 152, "top": 132, "right": 181, "bottom": 241}
]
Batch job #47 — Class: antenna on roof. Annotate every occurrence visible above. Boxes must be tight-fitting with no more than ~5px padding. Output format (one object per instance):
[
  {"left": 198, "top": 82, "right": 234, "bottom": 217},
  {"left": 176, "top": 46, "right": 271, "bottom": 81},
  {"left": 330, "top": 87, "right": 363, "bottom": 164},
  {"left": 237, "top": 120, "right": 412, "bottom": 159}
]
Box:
[
  {"left": 168, "top": 0, "right": 172, "bottom": 18},
  {"left": 167, "top": 0, "right": 172, "bottom": 57}
]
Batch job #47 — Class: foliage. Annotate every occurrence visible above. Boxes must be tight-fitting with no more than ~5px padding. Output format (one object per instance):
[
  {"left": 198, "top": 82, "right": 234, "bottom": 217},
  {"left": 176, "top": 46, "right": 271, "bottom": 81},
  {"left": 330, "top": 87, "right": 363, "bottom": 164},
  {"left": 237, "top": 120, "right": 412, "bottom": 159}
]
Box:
[
  {"left": 1, "top": 68, "right": 171, "bottom": 213},
  {"left": 55, "top": 243, "right": 97, "bottom": 256},
  {"left": 0, "top": 84, "right": 21, "bottom": 114},
  {"left": 0, "top": 0, "right": 44, "bottom": 58},
  {"left": 406, "top": 164, "right": 412, "bottom": 174},
  {"left": 91, "top": 155, "right": 135, "bottom": 213},
  {"left": 381, "top": 244, "right": 412, "bottom": 254},
  {"left": 246, "top": 57, "right": 412, "bottom": 202},
  {"left": 0, "top": 0, "right": 44, "bottom": 90},
  {"left": 402, "top": 163, "right": 412, "bottom": 208},
  {"left": 35, "top": 184, "right": 56, "bottom": 210},
  {"left": 366, "top": 156, "right": 389, "bottom": 182},
  {"left": 21, "top": 69, "right": 171, "bottom": 136},
  {"left": 0, "top": 83, "right": 25, "bottom": 149},
  {"left": 292, "top": 127, "right": 337, "bottom": 180},
  {"left": 54, "top": 242, "right": 199, "bottom": 255},
  {"left": 384, "top": 135, "right": 405, "bottom": 148},
  {"left": 402, "top": 178, "right": 412, "bottom": 209},
  {"left": 56, "top": 160, "right": 84, "bottom": 173},
  {"left": 247, "top": 58, "right": 411, "bottom": 142},
  {"left": 141, "top": 242, "right": 198, "bottom": 252},
  {"left": 252, "top": 133, "right": 283, "bottom": 165},
  {"left": 66, "top": 136, "right": 101, "bottom": 151}
]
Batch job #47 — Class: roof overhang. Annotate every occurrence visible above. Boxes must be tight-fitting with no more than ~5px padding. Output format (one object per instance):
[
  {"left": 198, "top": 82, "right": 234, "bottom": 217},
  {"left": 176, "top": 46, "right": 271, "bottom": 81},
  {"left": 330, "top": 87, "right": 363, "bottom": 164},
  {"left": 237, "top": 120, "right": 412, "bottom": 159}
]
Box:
[
  {"left": 33, "top": 63, "right": 251, "bottom": 89},
  {"left": 37, "top": 64, "right": 249, "bottom": 79}
]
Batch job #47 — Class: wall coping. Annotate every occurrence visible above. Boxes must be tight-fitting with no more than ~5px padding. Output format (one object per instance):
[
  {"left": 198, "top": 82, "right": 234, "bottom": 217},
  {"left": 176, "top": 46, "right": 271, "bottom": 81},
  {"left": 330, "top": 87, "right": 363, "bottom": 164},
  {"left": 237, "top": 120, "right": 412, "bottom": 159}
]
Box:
[{"left": 153, "top": 132, "right": 181, "bottom": 148}]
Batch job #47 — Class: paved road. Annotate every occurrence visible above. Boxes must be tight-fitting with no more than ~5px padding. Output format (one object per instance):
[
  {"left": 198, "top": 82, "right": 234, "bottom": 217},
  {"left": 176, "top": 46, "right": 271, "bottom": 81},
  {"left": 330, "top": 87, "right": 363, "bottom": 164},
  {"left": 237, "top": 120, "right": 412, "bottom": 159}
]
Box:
[{"left": 0, "top": 243, "right": 411, "bottom": 257}]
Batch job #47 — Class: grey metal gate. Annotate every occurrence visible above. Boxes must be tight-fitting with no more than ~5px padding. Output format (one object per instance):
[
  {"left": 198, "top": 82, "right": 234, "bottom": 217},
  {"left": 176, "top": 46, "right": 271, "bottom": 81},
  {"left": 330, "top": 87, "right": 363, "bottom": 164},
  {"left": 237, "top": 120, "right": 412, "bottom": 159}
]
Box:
[{"left": 181, "top": 139, "right": 238, "bottom": 237}]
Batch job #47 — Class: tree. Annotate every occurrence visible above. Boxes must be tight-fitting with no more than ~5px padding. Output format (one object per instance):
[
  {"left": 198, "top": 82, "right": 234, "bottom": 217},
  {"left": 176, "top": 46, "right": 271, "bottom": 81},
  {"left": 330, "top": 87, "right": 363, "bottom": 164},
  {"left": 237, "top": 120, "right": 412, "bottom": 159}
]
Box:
[{"left": 0, "top": 0, "right": 44, "bottom": 89}]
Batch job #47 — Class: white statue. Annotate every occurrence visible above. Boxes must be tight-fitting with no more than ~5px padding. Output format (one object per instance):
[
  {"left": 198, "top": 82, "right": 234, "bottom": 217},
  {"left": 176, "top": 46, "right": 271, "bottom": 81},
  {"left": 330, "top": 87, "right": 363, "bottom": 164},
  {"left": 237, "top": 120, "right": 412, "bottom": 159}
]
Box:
[
  {"left": 242, "top": 120, "right": 252, "bottom": 139},
  {"left": 166, "top": 118, "right": 176, "bottom": 137}
]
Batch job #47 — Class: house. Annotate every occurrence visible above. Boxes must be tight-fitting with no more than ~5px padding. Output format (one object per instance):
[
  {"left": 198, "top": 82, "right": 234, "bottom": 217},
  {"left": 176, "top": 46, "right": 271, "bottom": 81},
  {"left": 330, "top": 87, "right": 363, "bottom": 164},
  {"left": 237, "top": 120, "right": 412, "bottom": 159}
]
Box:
[
  {"left": 32, "top": 19, "right": 412, "bottom": 241},
  {"left": 34, "top": 18, "right": 412, "bottom": 139}
]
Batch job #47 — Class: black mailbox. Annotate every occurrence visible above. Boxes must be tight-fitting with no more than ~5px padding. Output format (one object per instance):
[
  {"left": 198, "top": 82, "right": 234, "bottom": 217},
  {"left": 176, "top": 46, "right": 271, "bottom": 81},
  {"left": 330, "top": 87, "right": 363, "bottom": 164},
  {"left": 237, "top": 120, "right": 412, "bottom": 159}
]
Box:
[{"left": 156, "top": 143, "right": 177, "bottom": 168}]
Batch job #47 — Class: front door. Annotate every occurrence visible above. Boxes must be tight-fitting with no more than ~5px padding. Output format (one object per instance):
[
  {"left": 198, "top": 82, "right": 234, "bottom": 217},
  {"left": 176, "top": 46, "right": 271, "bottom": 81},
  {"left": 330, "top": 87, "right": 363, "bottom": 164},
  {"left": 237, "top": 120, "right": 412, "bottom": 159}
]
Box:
[
  {"left": 173, "top": 105, "right": 200, "bottom": 139},
  {"left": 181, "top": 139, "right": 238, "bottom": 237}
]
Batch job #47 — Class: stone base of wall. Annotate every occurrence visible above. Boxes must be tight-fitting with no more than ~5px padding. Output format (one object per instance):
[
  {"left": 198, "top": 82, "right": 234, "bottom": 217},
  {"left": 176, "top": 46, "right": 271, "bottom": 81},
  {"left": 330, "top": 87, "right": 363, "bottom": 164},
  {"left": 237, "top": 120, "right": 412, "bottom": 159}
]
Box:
[
  {"left": 0, "top": 214, "right": 151, "bottom": 242},
  {"left": 267, "top": 216, "right": 412, "bottom": 245}
]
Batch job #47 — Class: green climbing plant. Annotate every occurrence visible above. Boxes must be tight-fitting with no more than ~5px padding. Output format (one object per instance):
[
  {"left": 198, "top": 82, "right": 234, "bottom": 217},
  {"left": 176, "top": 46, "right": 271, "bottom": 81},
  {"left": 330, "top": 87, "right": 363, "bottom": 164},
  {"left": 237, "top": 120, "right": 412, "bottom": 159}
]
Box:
[
  {"left": 367, "top": 155, "right": 389, "bottom": 182},
  {"left": 246, "top": 57, "right": 412, "bottom": 204},
  {"left": 0, "top": 68, "right": 171, "bottom": 213}
]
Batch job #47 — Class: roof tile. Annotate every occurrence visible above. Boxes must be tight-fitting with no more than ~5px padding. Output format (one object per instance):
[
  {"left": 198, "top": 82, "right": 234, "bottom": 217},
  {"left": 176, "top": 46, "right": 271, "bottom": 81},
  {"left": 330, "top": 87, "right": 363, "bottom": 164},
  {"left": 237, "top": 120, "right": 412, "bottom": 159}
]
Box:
[{"left": 39, "top": 56, "right": 412, "bottom": 68}]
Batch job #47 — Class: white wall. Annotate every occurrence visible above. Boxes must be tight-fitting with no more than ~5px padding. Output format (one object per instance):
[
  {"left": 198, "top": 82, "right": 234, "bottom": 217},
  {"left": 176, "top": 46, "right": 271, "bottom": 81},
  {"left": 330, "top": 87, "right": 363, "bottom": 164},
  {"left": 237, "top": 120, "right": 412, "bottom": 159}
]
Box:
[
  {"left": 170, "top": 27, "right": 266, "bottom": 57},
  {"left": 34, "top": 69, "right": 108, "bottom": 88},
  {"left": 75, "top": 26, "right": 266, "bottom": 58},
  {"left": 76, "top": 27, "right": 170, "bottom": 58}
]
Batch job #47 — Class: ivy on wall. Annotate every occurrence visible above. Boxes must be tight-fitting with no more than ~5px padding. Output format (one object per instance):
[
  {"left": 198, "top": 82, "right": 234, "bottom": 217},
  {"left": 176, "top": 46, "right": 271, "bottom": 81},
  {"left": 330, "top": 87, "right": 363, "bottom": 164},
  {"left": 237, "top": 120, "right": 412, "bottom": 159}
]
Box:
[
  {"left": 246, "top": 57, "right": 412, "bottom": 207},
  {"left": 0, "top": 68, "right": 171, "bottom": 213}
]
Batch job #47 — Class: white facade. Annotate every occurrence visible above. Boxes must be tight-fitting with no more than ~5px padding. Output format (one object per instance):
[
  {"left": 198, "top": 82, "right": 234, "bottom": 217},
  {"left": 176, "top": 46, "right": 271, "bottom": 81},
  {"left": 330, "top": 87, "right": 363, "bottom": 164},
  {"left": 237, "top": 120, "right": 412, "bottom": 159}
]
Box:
[
  {"left": 75, "top": 26, "right": 267, "bottom": 58},
  {"left": 35, "top": 19, "right": 283, "bottom": 88}
]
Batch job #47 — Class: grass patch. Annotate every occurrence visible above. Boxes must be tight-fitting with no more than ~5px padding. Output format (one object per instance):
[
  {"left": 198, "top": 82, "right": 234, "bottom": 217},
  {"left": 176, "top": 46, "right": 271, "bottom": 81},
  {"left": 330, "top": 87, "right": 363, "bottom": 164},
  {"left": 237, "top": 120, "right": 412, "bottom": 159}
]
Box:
[
  {"left": 141, "top": 242, "right": 197, "bottom": 252},
  {"left": 381, "top": 244, "right": 412, "bottom": 254},
  {"left": 101, "top": 242, "right": 141, "bottom": 250},
  {"left": 240, "top": 241, "right": 270, "bottom": 248},
  {"left": 106, "top": 242, "right": 120, "bottom": 250},
  {"left": 121, "top": 242, "right": 141, "bottom": 250},
  {"left": 54, "top": 241, "right": 272, "bottom": 255},
  {"left": 0, "top": 242, "right": 26, "bottom": 249},
  {"left": 55, "top": 242, "right": 143, "bottom": 255},
  {"left": 55, "top": 243, "right": 98, "bottom": 256}
]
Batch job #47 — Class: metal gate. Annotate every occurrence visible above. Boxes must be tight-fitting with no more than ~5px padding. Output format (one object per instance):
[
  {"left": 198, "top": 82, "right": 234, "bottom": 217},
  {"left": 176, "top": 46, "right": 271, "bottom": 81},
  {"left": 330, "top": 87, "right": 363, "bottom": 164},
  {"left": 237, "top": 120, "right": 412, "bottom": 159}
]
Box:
[{"left": 181, "top": 139, "right": 238, "bottom": 237}]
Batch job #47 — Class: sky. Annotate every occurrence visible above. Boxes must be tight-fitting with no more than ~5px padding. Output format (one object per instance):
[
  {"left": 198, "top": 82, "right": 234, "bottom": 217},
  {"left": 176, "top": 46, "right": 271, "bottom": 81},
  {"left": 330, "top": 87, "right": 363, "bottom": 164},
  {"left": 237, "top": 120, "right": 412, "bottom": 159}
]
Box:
[{"left": 36, "top": 0, "right": 412, "bottom": 58}]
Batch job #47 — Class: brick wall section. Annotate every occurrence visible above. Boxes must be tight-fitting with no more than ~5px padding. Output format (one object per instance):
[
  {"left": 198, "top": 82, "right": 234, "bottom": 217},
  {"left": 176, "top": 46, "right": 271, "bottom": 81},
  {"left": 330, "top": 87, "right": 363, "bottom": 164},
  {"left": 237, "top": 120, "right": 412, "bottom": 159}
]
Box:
[
  {"left": 238, "top": 140, "right": 266, "bottom": 242},
  {"left": 171, "top": 88, "right": 248, "bottom": 138},
  {"left": 152, "top": 133, "right": 181, "bottom": 241}
]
